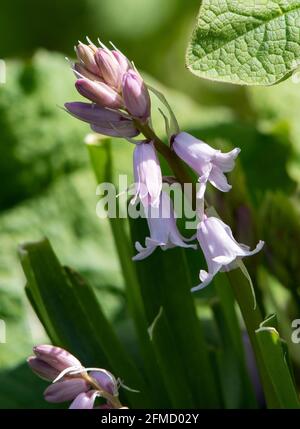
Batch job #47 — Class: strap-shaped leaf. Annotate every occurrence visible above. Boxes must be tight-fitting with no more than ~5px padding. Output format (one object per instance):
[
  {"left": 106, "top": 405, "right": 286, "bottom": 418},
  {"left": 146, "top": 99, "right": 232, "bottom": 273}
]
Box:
[
  {"left": 149, "top": 308, "right": 195, "bottom": 408},
  {"left": 255, "top": 322, "right": 300, "bottom": 408},
  {"left": 187, "top": 0, "right": 300, "bottom": 85}
]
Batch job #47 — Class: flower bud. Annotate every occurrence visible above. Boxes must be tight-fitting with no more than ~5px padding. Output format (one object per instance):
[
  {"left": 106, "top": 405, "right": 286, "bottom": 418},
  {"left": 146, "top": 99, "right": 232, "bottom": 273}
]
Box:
[
  {"left": 33, "top": 345, "right": 81, "bottom": 372},
  {"left": 44, "top": 378, "right": 89, "bottom": 403},
  {"left": 69, "top": 390, "right": 98, "bottom": 409},
  {"left": 95, "top": 49, "right": 123, "bottom": 91},
  {"left": 122, "top": 70, "right": 151, "bottom": 121},
  {"left": 75, "top": 78, "right": 123, "bottom": 109},
  {"left": 90, "top": 369, "right": 119, "bottom": 396},
  {"left": 64, "top": 102, "right": 139, "bottom": 138},
  {"left": 73, "top": 63, "right": 103, "bottom": 82},
  {"left": 27, "top": 356, "right": 60, "bottom": 381},
  {"left": 112, "top": 50, "right": 131, "bottom": 75},
  {"left": 75, "top": 42, "right": 99, "bottom": 76}
]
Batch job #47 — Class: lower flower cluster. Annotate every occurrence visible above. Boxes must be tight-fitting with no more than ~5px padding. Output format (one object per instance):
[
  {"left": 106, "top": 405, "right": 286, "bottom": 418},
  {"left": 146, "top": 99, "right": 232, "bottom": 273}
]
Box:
[{"left": 28, "top": 345, "right": 126, "bottom": 409}]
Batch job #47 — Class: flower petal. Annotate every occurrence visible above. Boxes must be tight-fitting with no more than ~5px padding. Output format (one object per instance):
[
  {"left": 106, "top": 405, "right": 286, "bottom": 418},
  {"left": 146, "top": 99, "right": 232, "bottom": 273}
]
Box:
[
  {"left": 69, "top": 390, "right": 98, "bottom": 409},
  {"left": 44, "top": 378, "right": 89, "bottom": 403},
  {"left": 209, "top": 167, "right": 232, "bottom": 193}
]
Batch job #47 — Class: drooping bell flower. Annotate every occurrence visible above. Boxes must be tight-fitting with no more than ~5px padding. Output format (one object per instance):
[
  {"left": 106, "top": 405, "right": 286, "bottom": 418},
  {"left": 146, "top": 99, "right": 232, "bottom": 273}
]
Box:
[
  {"left": 133, "top": 191, "right": 197, "bottom": 261},
  {"left": 64, "top": 102, "right": 139, "bottom": 137},
  {"left": 28, "top": 345, "right": 124, "bottom": 409},
  {"left": 133, "top": 141, "right": 162, "bottom": 208},
  {"left": 172, "top": 132, "right": 240, "bottom": 199},
  {"left": 122, "top": 69, "right": 151, "bottom": 122},
  {"left": 192, "top": 214, "right": 264, "bottom": 292}
]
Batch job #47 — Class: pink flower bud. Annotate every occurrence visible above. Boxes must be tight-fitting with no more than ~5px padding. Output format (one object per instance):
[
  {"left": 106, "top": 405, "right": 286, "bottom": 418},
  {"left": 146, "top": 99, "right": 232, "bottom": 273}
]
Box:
[
  {"left": 33, "top": 345, "right": 81, "bottom": 372},
  {"left": 73, "top": 63, "right": 103, "bottom": 82},
  {"left": 90, "top": 369, "right": 118, "bottom": 396},
  {"left": 122, "top": 70, "right": 151, "bottom": 121},
  {"left": 112, "top": 50, "right": 131, "bottom": 75},
  {"left": 90, "top": 122, "right": 139, "bottom": 138},
  {"left": 95, "top": 49, "right": 123, "bottom": 91},
  {"left": 75, "top": 43, "right": 100, "bottom": 76},
  {"left": 44, "top": 378, "right": 89, "bottom": 403},
  {"left": 27, "top": 356, "right": 60, "bottom": 381},
  {"left": 75, "top": 78, "right": 123, "bottom": 109},
  {"left": 69, "top": 390, "right": 98, "bottom": 409},
  {"left": 64, "top": 102, "right": 139, "bottom": 138}
]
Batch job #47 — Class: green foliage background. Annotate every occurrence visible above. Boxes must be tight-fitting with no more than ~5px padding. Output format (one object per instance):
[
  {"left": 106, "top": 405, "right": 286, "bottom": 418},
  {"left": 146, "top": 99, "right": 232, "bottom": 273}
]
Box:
[{"left": 1, "top": 0, "right": 300, "bottom": 408}]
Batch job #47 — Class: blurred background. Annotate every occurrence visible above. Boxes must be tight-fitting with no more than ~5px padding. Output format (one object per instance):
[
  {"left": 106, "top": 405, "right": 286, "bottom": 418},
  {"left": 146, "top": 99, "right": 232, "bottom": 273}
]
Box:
[{"left": 1, "top": 0, "right": 300, "bottom": 408}]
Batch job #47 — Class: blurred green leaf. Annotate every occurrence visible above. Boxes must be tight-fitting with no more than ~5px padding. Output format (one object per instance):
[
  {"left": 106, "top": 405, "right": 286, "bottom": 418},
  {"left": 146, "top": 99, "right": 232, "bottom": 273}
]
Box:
[
  {"left": 187, "top": 1, "right": 300, "bottom": 85},
  {"left": 0, "top": 51, "right": 88, "bottom": 210},
  {"left": 248, "top": 79, "right": 300, "bottom": 182},
  {"left": 260, "top": 192, "right": 300, "bottom": 309}
]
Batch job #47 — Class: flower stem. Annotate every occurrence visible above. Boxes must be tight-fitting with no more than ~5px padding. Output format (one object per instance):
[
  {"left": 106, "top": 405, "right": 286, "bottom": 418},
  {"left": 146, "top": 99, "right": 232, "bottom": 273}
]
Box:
[{"left": 226, "top": 270, "right": 278, "bottom": 407}]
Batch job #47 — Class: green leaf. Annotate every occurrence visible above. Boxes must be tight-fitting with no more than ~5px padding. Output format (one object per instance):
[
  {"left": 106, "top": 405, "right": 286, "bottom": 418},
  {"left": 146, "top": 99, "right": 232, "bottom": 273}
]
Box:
[
  {"left": 19, "top": 238, "right": 149, "bottom": 408},
  {"left": 187, "top": 0, "right": 300, "bottom": 86},
  {"left": 255, "top": 322, "right": 300, "bottom": 408},
  {"left": 130, "top": 215, "right": 221, "bottom": 408},
  {"left": 149, "top": 308, "right": 195, "bottom": 408}
]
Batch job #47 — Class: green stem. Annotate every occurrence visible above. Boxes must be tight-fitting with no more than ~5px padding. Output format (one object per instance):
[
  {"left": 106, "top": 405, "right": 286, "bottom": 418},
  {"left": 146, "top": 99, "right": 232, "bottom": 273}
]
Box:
[{"left": 227, "top": 270, "right": 279, "bottom": 408}]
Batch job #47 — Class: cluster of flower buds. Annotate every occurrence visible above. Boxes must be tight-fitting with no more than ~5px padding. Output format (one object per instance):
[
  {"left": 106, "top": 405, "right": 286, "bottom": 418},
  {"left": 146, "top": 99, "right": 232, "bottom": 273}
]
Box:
[
  {"left": 65, "top": 39, "right": 151, "bottom": 138},
  {"left": 28, "top": 345, "right": 126, "bottom": 409},
  {"left": 65, "top": 39, "right": 264, "bottom": 291}
]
